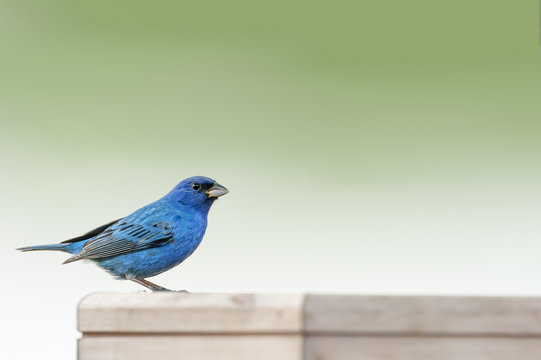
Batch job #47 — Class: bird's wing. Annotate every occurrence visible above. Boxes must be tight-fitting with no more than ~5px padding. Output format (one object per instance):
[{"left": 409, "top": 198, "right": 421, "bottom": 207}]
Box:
[{"left": 63, "top": 221, "right": 174, "bottom": 263}]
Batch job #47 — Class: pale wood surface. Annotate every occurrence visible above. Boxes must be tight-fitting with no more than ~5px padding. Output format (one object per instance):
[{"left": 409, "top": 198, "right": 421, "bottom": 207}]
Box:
[
  {"left": 79, "top": 335, "right": 303, "bottom": 360},
  {"left": 305, "top": 294, "right": 541, "bottom": 335},
  {"left": 305, "top": 336, "right": 541, "bottom": 360},
  {"left": 78, "top": 293, "right": 541, "bottom": 360},
  {"left": 78, "top": 292, "right": 305, "bottom": 333}
]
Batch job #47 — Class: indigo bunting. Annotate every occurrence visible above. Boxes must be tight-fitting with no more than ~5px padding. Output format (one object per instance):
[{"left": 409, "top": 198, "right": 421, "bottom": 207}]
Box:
[{"left": 18, "top": 176, "right": 228, "bottom": 291}]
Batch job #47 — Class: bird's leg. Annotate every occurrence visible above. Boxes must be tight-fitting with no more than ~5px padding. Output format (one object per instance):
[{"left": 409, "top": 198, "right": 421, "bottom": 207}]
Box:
[{"left": 132, "top": 278, "right": 171, "bottom": 292}]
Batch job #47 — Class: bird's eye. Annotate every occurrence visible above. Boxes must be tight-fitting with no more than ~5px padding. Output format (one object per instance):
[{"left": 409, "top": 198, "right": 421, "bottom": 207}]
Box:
[{"left": 192, "top": 183, "right": 201, "bottom": 191}]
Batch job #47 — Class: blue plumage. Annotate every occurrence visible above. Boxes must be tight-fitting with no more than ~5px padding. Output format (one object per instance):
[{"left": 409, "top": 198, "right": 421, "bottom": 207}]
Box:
[{"left": 18, "top": 176, "right": 228, "bottom": 291}]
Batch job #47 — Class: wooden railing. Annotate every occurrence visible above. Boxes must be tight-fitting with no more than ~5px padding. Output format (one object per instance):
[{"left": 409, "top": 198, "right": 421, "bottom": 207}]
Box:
[{"left": 78, "top": 293, "right": 541, "bottom": 359}]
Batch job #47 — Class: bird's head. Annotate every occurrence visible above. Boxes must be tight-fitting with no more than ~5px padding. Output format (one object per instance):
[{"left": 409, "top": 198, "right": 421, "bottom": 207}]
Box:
[{"left": 165, "top": 176, "right": 229, "bottom": 212}]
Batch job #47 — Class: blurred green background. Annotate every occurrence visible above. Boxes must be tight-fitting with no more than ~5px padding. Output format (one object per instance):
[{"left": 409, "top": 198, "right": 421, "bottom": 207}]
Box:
[{"left": 1, "top": 1, "right": 540, "bottom": 359}]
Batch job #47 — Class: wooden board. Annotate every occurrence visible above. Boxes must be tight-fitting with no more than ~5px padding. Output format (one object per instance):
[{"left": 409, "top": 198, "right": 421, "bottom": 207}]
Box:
[
  {"left": 305, "top": 335, "right": 541, "bottom": 360},
  {"left": 305, "top": 295, "right": 541, "bottom": 335},
  {"left": 79, "top": 335, "right": 303, "bottom": 360},
  {"left": 79, "top": 292, "right": 305, "bottom": 334},
  {"left": 77, "top": 293, "right": 541, "bottom": 359}
]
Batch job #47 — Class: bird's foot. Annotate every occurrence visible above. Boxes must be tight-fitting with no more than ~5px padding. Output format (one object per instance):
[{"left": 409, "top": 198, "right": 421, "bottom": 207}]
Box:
[{"left": 132, "top": 278, "right": 172, "bottom": 292}]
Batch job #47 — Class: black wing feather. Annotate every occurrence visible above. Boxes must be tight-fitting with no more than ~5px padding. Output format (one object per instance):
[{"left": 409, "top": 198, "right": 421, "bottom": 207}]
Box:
[{"left": 61, "top": 218, "right": 123, "bottom": 244}]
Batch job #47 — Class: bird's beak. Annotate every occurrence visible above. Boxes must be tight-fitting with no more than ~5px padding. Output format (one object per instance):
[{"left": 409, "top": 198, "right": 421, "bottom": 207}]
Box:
[{"left": 206, "top": 183, "right": 229, "bottom": 198}]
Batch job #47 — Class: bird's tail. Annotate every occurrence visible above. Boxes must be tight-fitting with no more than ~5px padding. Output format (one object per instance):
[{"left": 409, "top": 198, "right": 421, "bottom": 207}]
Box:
[{"left": 17, "top": 243, "right": 71, "bottom": 253}]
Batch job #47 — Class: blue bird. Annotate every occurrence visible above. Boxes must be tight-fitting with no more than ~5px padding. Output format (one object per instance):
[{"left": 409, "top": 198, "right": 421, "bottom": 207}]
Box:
[{"left": 17, "top": 176, "right": 228, "bottom": 291}]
